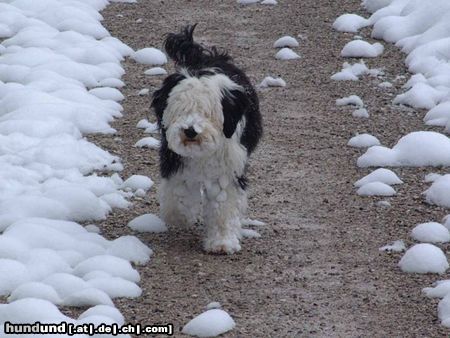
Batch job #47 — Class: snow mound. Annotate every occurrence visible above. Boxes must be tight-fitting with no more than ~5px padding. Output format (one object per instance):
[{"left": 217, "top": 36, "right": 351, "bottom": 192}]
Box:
[
  {"left": 355, "top": 168, "right": 402, "bottom": 187},
  {"left": 379, "top": 240, "right": 406, "bottom": 252},
  {"left": 144, "top": 67, "right": 167, "bottom": 76},
  {"left": 128, "top": 214, "right": 168, "bottom": 233},
  {"left": 357, "top": 182, "right": 396, "bottom": 197},
  {"left": 206, "top": 302, "right": 221, "bottom": 310},
  {"left": 134, "top": 137, "right": 161, "bottom": 149},
  {"left": 423, "top": 280, "right": 450, "bottom": 299},
  {"left": 378, "top": 81, "right": 393, "bottom": 88},
  {"left": 273, "top": 36, "right": 299, "bottom": 48},
  {"left": 399, "top": 244, "right": 449, "bottom": 274},
  {"left": 331, "top": 61, "right": 371, "bottom": 81},
  {"left": 438, "top": 293, "right": 450, "bottom": 326},
  {"left": 79, "top": 305, "right": 125, "bottom": 325},
  {"left": 348, "top": 134, "right": 380, "bottom": 148},
  {"left": 241, "top": 229, "right": 261, "bottom": 238},
  {"left": 182, "top": 309, "right": 235, "bottom": 337},
  {"left": 376, "top": 200, "right": 391, "bottom": 208},
  {"left": 333, "top": 14, "right": 370, "bottom": 33},
  {"left": 336, "top": 95, "right": 364, "bottom": 107},
  {"left": 425, "top": 175, "right": 450, "bottom": 208},
  {"left": 261, "top": 0, "right": 277, "bottom": 4},
  {"left": 411, "top": 222, "right": 450, "bottom": 243},
  {"left": 122, "top": 175, "right": 154, "bottom": 191},
  {"left": 341, "top": 40, "right": 384, "bottom": 58},
  {"left": 275, "top": 48, "right": 300, "bottom": 60},
  {"left": 352, "top": 108, "right": 369, "bottom": 118},
  {"left": 137, "top": 119, "right": 156, "bottom": 130},
  {"left": 138, "top": 88, "right": 149, "bottom": 96},
  {"left": 259, "top": 76, "right": 286, "bottom": 88},
  {"left": 358, "top": 131, "right": 450, "bottom": 167},
  {"left": 132, "top": 48, "right": 167, "bottom": 65},
  {"left": 238, "top": 0, "right": 258, "bottom": 3},
  {"left": 362, "top": 0, "right": 393, "bottom": 13}
]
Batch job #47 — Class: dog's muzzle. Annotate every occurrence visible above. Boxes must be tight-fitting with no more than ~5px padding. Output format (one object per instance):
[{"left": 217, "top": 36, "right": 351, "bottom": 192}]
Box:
[{"left": 184, "top": 127, "right": 198, "bottom": 139}]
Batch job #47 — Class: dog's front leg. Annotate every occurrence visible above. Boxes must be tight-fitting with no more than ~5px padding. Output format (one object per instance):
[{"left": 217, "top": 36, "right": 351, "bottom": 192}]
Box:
[
  {"left": 159, "top": 175, "right": 202, "bottom": 227},
  {"left": 203, "top": 178, "right": 244, "bottom": 254}
]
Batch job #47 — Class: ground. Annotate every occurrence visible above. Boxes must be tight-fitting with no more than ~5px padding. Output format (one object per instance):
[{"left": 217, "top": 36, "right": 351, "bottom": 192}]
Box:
[{"left": 85, "top": 0, "right": 450, "bottom": 336}]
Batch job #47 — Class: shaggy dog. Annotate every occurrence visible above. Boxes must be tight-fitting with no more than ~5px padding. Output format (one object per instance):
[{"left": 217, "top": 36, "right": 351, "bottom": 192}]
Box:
[{"left": 151, "top": 25, "right": 262, "bottom": 254}]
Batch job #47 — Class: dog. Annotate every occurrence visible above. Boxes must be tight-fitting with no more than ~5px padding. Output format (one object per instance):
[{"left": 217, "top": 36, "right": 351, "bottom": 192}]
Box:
[{"left": 151, "top": 25, "right": 262, "bottom": 254}]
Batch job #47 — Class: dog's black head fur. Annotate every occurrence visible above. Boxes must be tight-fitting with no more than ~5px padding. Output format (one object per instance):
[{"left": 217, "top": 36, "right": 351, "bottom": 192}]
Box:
[{"left": 151, "top": 25, "right": 262, "bottom": 181}]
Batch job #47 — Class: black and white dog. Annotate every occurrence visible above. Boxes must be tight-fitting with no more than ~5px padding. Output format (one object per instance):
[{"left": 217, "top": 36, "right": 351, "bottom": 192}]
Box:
[{"left": 151, "top": 25, "right": 262, "bottom": 254}]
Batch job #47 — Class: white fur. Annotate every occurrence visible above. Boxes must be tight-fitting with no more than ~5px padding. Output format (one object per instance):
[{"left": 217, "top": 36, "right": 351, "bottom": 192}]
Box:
[{"left": 159, "top": 72, "right": 249, "bottom": 254}]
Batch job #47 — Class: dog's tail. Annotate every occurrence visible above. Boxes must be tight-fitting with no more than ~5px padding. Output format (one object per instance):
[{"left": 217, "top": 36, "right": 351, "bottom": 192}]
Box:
[{"left": 164, "top": 24, "right": 230, "bottom": 68}]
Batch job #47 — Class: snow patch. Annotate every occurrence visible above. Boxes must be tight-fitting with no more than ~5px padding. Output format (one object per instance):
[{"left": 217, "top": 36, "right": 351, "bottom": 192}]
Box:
[
  {"left": 182, "top": 309, "right": 235, "bottom": 338},
  {"left": 399, "top": 244, "right": 449, "bottom": 274}
]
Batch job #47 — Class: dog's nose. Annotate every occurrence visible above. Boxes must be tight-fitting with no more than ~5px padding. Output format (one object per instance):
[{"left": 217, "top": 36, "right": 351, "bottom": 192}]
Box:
[{"left": 184, "top": 127, "right": 198, "bottom": 139}]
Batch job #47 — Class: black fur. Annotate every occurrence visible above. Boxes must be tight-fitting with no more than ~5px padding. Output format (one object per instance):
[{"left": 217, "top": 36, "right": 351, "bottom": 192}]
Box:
[
  {"left": 151, "top": 73, "right": 186, "bottom": 178},
  {"left": 151, "top": 25, "right": 263, "bottom": 180}
]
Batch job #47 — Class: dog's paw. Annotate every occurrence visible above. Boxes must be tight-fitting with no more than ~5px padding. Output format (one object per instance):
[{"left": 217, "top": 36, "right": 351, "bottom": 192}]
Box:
[{"left": 203, "top": 236, "right": 241, "bottom": 255}]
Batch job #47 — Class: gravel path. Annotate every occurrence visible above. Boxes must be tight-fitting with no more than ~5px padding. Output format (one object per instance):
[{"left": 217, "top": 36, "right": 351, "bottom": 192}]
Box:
[{"left": 89, "top": 0, "right": 449, "bottom": 336}]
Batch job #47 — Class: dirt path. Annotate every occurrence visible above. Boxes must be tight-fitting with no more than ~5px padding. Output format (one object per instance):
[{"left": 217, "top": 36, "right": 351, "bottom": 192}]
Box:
[{"left": 90, "top": 0, "right": 449, "bottom": 336}]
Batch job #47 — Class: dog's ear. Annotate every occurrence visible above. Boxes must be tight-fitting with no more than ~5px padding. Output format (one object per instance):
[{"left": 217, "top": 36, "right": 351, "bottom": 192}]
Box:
[
  {"left": 152, "top": 73, "right": 186, "bottom": 126},
  {"left": 222, "top": 89, "right": 249, "bottom": 138}
]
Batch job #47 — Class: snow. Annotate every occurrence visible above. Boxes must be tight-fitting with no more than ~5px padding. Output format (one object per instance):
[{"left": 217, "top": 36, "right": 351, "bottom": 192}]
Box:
[
  {"left": 261, "top": 0, "right": 277, "bottom": 4},
  {"left": 241, "top": 228, "right": 261, "bottom": 238},
  {"left": 425, "top": 175, "right": 450, "bottom": 208},
  {"left": 357, "top": 182, "right": 396, "bottom": 197},
  {"left": 136, "top": 118, "right": 156, "bottom": 129},
  {"left": 331, "top": 61, "right": 370, "bottom": 81},
  {"left": 362, "top": 0, "right": 394, "bottom": 13},
  {"left": 399, "top": 244, "right": 449, "bottom": 274},
  {"left": 424, "top": 102, "right": 450, "bottom": 131},
  {"left": 333, "top": 14, "right": 370, "bottom": 33},
  {"left": 128, "top": 214, "right": 168, "bottom": 233},
  {"left": 423, "top": 280, "right": 450, "bottom": 299},
  {"left": 336, "top": 95, "right": 364, "bottom": 107},
  {"left": 379, "top": 240, "right": 406, "bottom": 252},
  {"left": 107, "top": 236, "right": 152, "bottom": 264},
  {"left": 259, "top": 76, "right": 286, "bottom": 88},
  {"left": 358, "top": 132, "right": 450, "bottom": 167},
  {"left": 425, "top": 173, "right": 442, "bottom": 183},
  {"left": 411, "top": 222, "right": 450, "bottom": 243},
  {"left": 79, "top": 305, "right": 125, "bottom": 325},
  {"left": 134, "top": 136, "right": 161, "bottom": 149},
  {"left": 365, "top": 0, "right": 450, "bottom": 134},
  {"left": 73, "top": 255, "right": 140, "bottom": 282},
  {"left": 275, "top": 48, "right": 300, "bottom": 60},
  {"left": 138, "top": 88, "right": 149, "bottom": 96},
  {"left": 122, "top": 175, "right": 154, "bottom": 191},
  {"left": 273, "top": 36, "right": 299, "bottom": 48},
  {"left": 206, "top": 302, "right": 222, "bottom": 310},
  {"left": 438, "top": 294, "right": 450, "bottom": 327},
  {"left": 62, "top": 288, "right": 114, "bottom": 307},
  {"left": 376, "top": 200, "right": 391, "bottom": 208},
  {"left": 337, "top": 0, "right": 450, "bottom": 327},
  {"left": 341, "top": 40, "right": 384, "bottom": 58},
  {"left": 378, "top": 81, "right": 393, "bottom": 88},
  {"left": 0, "top": 0, "right": 154, "bottom": 327},
  {"left": 347, "top": 133, "right": 380, "bottom": 148},
  {"left": 144, "top": 67, "right": 167, "bottom": 76},
  {"left": 88, "top": 276, "right": 142, "bottom": 298},
  {"left": 182, "top": 309, "right": 235, "bottom": 338},
  {"left": 132, "top": 48, "right": 167, "bottom": 65},
  {"left": 352, "top": 108, "right": 369, "bottom": 118},
  {"left": 237, "top": 0, "right": 258, "bottom": 4},
  {"left": 354, "top": 168, "right": 403, "bottom": 187}
]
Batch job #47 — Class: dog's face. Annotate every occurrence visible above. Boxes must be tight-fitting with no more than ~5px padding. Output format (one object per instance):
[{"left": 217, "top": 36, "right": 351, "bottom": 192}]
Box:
[{"left": 153, "top": 71, "right": 249, "bottom": 158}]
